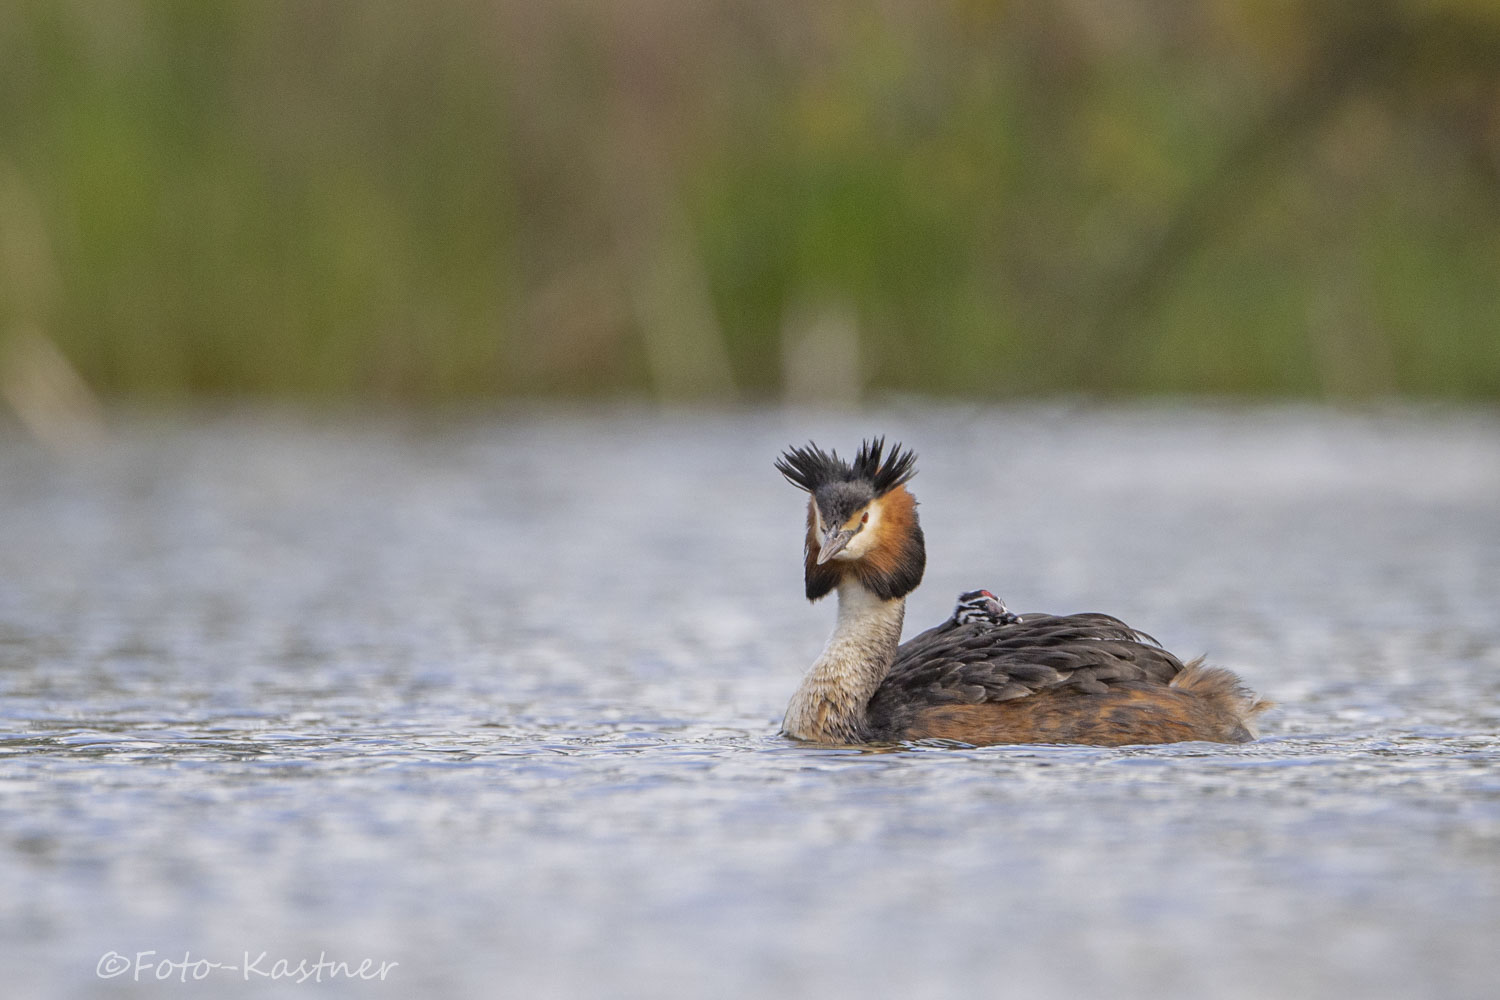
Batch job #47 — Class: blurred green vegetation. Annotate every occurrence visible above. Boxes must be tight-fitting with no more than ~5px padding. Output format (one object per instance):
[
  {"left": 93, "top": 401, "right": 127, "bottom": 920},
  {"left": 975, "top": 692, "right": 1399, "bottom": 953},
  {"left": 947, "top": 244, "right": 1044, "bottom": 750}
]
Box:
[{"left": 1, "top": 0, "right": 1498, "bottom": 404}]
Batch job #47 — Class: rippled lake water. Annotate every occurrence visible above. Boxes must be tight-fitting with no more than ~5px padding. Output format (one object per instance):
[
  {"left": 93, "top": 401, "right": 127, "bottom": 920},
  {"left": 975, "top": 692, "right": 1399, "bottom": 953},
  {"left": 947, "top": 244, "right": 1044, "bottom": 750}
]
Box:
[{"left": 2, "top": 404, "right": 1498, "bottom": 999}]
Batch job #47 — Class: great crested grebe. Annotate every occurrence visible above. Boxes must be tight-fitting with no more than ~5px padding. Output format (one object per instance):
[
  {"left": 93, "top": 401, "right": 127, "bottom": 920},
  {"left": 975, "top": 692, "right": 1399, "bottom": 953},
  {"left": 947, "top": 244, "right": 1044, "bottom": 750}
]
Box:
[{"left": 776, "top": 438, "right": 1268, "bottom": 746}]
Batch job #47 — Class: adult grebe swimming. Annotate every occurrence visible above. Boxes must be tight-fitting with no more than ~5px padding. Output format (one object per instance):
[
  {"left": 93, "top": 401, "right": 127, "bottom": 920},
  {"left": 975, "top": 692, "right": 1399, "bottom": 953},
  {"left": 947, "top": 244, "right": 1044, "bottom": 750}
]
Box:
[{"left": 776, "top": 437, "right": 1268, "bottom": 746}]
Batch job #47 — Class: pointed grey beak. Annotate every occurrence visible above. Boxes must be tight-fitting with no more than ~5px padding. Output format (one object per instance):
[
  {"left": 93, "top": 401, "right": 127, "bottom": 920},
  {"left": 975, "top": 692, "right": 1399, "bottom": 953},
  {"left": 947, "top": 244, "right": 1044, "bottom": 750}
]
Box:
[{"left": 816, "top": 526, "right": 855, "bottom": 564}]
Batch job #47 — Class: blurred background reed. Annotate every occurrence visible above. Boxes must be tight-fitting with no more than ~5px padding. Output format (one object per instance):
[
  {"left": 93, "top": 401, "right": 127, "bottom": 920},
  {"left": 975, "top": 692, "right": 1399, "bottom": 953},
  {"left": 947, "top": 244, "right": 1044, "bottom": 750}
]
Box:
[{"left": 1, "top": 0, "right": 1498, "bottom": 408}]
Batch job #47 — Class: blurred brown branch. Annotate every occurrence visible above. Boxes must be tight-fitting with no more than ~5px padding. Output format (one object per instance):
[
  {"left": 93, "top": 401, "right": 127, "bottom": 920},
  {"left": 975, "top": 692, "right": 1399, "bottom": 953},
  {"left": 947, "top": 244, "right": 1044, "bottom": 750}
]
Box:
[{"left": 1083, "top": 2, "right": 1500, "bottom": 392}]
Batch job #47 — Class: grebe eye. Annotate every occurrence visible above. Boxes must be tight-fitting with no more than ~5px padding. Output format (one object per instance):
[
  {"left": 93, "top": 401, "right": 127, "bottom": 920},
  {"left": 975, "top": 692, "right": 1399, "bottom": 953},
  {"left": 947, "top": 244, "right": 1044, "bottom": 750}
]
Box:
[{"left": 860, "top": 511, "right": 869, "bottom": 524}]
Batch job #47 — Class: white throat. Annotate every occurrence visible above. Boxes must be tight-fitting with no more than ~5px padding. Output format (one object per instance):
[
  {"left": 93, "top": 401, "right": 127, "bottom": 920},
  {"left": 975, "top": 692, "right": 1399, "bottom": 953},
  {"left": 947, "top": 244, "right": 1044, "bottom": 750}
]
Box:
[{"left": 782, "top": 579, "right": 906, "bottom": 743}]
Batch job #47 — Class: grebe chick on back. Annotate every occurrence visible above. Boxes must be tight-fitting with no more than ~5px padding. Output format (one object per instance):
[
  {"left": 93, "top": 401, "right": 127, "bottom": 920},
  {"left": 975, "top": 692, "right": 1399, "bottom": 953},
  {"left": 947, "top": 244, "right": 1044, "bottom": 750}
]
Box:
[
  {"left": 775, "top": 438, "right": 1268, "bottom": 747},
  {"left": 949, "top": 590, "right": 1021, "bottom": 627}
]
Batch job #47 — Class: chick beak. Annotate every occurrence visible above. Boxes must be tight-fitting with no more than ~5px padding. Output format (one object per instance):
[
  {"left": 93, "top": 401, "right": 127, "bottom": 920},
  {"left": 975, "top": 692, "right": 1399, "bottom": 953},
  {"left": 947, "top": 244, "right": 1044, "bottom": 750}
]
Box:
[{"left": 816, "top": 526, "right": 855, "bottom": 564}]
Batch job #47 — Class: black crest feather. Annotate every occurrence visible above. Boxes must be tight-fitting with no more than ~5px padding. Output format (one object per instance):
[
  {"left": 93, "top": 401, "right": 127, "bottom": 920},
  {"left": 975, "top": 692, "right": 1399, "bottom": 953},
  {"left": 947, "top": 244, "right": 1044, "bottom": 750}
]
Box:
[{"left": 775, "top": 436, "right": 918, "bottom": 497}]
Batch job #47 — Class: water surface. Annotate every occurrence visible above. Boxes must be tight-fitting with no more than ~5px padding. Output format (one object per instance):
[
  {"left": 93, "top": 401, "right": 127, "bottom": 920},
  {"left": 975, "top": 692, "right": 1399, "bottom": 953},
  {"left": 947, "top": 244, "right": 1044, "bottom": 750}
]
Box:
[{"left": 2, "top": 405, "right": 1498, "bottom": 998}]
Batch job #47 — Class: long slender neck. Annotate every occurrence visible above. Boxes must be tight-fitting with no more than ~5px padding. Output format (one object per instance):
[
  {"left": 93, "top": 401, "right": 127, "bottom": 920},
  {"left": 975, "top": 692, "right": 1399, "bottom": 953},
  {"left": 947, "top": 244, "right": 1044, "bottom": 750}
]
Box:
[{"left": 783, "top": 579, "right": 906, "bottom": 743}]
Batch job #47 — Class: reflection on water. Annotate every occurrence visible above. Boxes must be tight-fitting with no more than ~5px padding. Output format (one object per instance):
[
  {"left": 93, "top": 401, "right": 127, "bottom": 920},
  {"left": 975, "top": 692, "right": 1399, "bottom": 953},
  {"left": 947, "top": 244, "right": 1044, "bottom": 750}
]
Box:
[{"left": 1, "top": 406, "right": 1498, "bottom": 999}]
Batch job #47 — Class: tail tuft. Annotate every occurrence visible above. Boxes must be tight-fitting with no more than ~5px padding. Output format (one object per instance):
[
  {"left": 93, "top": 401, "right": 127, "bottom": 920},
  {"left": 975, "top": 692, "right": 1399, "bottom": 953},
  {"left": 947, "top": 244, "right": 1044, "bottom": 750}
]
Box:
[{"left": 1170, "top": 657, "right": 1272, "bottom": 741}]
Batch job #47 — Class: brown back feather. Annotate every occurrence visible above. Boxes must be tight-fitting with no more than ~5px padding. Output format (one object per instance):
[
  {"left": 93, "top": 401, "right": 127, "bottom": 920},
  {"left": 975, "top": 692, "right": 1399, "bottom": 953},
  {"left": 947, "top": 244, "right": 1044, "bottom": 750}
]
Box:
[{"left": 868, "top": 614, "right": 1265, "bottom": 745}]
